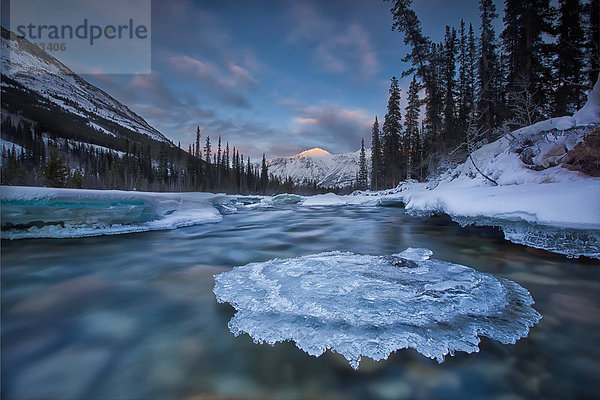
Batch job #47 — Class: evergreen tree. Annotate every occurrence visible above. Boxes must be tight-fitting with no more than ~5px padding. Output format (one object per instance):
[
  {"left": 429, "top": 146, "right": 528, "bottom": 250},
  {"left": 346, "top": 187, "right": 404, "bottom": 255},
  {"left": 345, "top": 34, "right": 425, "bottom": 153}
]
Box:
[
  {"left": 441, "top": 26, "right": 458, "bottom": 147},
  {"left": 158, "top": 142, "right": 169, "bottom": 184},
  {"left": 370, "top": 116, "right": 384, "bottom": 190},
  {"left": 501, "top": 0, "right": 555, "bottom": 121},
  {"left": 195, "top": 126, "right": 201, "bottom": 158},
  {"left": 225, "top": 142, "right": 230, "bottom": 170},
  {"left": 424, "top": 42, "right": 444, "bottom": 161},
  {"left": 382, "top": 76, "right": 404, "bottom": 187},
  {"left": 260, "top": 154, "right": 268, "bottom": 192},
  {"left": 358, "top": 138, "right": 368, "bottom": 190},
  {"left": 587, "top": 0, "right": 599, "bottom": 86},
  {"left": 458, "top": 20, "right": 469, "bottom": 132},
  {"left": 466, "top": 23, "right": 478, "bottom": 124},
  {"left": 478, "top": 0, "right": 502, "bottom": 140},
  {"left": 405, "top": 76, "right": 422, "bottom": 179},
  {"left": 247, "top": 156, "right": 253, "bottom": 190},
  {"left": 216, "top": 135, "right": 222, "bottom": 187},
  {"left": 217, "top": 135, "right": 222, "bottom": 168},
  {"left": 554, "top": 0, "right": 587, "bottom": 114},
  {"left": 204, "top": 136, "right": 211, "bottom": 164},
  {"left": 387, "top": 0, "right": 432, "bottom": 85},
  {"left": 43, "top": 150, "right": 69, "bottom": 187}
]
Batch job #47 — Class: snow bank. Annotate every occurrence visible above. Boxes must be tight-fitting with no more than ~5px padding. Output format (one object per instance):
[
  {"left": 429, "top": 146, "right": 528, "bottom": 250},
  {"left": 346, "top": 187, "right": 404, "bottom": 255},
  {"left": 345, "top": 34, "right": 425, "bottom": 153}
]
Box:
[
  {"left": 214, "top": 248, "right": 541, "bottom": 369},
  {"left": 302, "top": 192, "right": 348, "bottom": 206},
  {"left": 1, "top": 186, "right": 223, "bottom": 239},
  {"left": 573, "top": 78, "right": 600, "bottom": 125},
  {"left": 403, "top": 180, "right": 599, "bottom": 230}
]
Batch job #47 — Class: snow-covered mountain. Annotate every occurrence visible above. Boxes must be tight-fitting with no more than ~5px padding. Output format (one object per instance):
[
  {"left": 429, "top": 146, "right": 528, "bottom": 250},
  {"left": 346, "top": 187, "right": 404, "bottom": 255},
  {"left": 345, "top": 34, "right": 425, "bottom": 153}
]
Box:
[
  {"left": 268, "top": 147, "right": 371, "bottom": 188},
  {"left": 0, "top": 27, "right": 171, "bottom": 145}
]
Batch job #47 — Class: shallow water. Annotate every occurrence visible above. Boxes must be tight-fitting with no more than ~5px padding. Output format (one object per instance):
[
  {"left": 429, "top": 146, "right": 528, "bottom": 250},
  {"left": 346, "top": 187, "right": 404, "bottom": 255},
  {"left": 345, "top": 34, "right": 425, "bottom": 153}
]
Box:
[{"left": 2, "top": 205, "right": 599, "bottom": 399}]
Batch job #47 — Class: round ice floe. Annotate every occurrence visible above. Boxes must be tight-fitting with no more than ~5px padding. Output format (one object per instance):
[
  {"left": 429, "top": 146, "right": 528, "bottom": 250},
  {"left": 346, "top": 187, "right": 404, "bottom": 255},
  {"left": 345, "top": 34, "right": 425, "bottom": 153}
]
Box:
[{"left": 213, "top": 248, "right": 542, "bottom": 369}]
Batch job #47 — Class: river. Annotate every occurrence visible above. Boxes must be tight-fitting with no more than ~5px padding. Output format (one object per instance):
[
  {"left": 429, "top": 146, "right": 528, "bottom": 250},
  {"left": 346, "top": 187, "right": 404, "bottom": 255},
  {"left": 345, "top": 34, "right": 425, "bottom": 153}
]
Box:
[{"left": 2, "top": 204, "right": 599, "bottom": 399}]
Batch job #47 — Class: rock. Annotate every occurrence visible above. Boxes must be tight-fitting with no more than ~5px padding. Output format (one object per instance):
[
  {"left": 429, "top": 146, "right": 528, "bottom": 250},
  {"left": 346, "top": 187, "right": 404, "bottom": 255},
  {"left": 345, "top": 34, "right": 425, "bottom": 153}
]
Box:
[
  {"left": 12, "top": 346, "right": 110, "bottom": 400},
  {"left": 11, "top": 276, "right": 109, "bottom": 315}
]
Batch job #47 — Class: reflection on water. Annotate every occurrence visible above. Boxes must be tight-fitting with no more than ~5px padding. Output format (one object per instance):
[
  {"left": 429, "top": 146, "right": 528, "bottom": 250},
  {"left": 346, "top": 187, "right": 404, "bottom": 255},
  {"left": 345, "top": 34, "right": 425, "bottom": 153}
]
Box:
[{"left": 2, "top": 206, "right": 599, "bottom": 399}]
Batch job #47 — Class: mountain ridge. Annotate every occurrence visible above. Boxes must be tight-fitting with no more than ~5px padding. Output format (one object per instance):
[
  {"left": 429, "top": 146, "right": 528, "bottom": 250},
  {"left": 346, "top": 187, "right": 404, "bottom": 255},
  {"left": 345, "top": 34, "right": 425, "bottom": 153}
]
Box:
[
  {"left": 269, "top": 147, "right": 371, "bottom": 188},
  {"left": 1, "top": 27, "right": 172, "bottom": 150}
]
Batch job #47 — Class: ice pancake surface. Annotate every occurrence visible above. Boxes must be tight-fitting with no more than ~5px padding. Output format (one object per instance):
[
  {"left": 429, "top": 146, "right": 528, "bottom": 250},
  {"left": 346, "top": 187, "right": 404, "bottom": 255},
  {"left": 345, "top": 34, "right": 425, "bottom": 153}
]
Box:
[{"left": 213, "top": 248, "right": 541, "bottom": 369}]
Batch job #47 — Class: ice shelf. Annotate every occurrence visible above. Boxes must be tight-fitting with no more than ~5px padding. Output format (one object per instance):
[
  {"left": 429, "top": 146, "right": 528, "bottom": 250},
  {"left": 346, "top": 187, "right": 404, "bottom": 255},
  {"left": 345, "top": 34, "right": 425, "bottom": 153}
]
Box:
[{"left": 213, "top": 248, "right": 542, "bottom": 369}]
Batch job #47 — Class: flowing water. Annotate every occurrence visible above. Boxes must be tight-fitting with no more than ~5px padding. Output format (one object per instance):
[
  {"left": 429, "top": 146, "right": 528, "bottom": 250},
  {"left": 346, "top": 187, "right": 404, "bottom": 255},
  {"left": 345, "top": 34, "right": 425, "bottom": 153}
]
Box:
[{"left": 2, "top": 204, "right": 599, "bottom": 399}]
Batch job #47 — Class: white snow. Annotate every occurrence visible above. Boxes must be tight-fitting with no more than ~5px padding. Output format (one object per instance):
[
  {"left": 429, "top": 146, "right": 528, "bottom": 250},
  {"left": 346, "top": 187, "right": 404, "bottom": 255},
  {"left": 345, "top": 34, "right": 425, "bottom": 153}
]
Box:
[
  {"left": 1, "top": 139, "right": 24, "bottom": 154},
  {"left": 295, "top": 147, "right": 332, "bottom": 157},
  {"left": 302, "top": 192, "right": 348, "bottom": 206},
  {"left": 573, "top": 79, "right": 600, "bottom": 125},
  {"left": 269, "top": 148, "right": 371, "bottom": 188},
  {"left": 87, "top": 121, "right": 117, "bottom": 137},
  {"left": 1, "top": 32, "right": 172, "bottom": 144},
  {"left": 401, "top": 180, "right": 599, "bottom": 230},
  {"left": 66, "top": 139, "right": 126, "bottom": 157},
  {"left": 213, "top": 248, "right": 541, "bottom": 369},
  {"left": 1, "top": 186, "right": 223, "bottom": 239}
]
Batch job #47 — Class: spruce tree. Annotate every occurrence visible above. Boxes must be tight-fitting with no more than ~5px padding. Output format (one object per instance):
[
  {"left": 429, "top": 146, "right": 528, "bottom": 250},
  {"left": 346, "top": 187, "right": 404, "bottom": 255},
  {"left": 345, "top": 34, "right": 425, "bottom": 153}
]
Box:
[
  {"left": 501, "top": 0, "right": 555, "bottom": 122},
  {"left": 466, "top": 23, "right": 478, "bottom": 125},
  {"left": 458, "top": 20, "right": 469, "bottom": 133},
  {"left": 386, "top": 0, "right": 432, "bottom": 85},
  {"left": 554, "top": 0, "right": 587, "bottom": 114},
  {"left": 424, "top": 42, "right": 444, "bottom": 164},
  {"left": 217, "top": 136, "right": 222, "bottom": 168},
  {"left": 405, "top": 76, "right": 422, "bottom": 180},
  {"left": 225, "top": 143, "right": 230, "bottom": 170},
  {"left": 204, "top": 136, "right": 211, "bottom": 164},
  {"left": 260, "top": 154, "right": 268, "bottom": 193},
  {"left": 195, "top": 126, "right": 201, "bottom": 158},
  {"left": 382, "top": 76, "right": 404, "bottom": 187},
  {"left": 587, "top": 0, "right": 599, "bottom": 86},
  {"left": 478, "top": 0, "right": 501, "bottom": 139},
  {"left": 441, "top": 26, "right": 458, "bottom": 148},
  {"left": 370, "top": 116, "right": 383, "bottom": 190},
  {"left": 358, "top": 138, "right": 368, "bottom": 190},
  {"left": 43, "top": 150, "right": 69, "bottom": 187},
  {"left": 247, "top": 156, "right": 253, "bottom": 191}
]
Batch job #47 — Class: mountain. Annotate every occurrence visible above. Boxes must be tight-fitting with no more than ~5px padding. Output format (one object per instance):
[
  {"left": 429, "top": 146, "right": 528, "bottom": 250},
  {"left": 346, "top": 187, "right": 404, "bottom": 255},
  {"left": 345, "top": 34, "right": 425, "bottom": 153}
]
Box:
[
  {"left": 0, "top": 27, "right": 172, "bottom": 153},
  {"left": 268, "top": 147, "right": 371, "bottom": 188}
]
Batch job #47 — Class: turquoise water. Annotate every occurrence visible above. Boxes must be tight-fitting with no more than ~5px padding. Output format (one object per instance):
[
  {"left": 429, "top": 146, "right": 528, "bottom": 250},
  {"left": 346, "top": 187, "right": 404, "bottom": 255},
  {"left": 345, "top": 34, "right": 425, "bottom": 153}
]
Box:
[{"left": 2, "top": 205, "right": 599, "bottom": 399}]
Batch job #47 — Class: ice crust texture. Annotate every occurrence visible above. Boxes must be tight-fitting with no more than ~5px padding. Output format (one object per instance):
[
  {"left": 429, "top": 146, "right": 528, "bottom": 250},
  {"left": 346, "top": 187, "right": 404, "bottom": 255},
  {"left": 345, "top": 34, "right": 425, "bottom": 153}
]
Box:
[
  {"left": 213, "top": 248, "right": 542, "bottom": 369},
  {"left": 0, "top": 187, "right": 223, "bottom": 239}
]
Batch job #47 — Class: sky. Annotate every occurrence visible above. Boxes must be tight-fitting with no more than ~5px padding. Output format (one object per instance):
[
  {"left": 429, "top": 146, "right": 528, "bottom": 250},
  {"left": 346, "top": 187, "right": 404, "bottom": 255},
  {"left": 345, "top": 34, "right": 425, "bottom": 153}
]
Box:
[{"left": 81, "top": 0, "right": 502, "bottom": 159}]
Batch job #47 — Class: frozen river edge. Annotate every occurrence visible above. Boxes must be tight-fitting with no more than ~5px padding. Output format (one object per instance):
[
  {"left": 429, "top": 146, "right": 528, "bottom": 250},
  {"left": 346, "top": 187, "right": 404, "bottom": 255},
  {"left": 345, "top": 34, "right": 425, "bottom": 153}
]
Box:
[{"left": 1, "top": 185, "right": 599, "bottom": 259}]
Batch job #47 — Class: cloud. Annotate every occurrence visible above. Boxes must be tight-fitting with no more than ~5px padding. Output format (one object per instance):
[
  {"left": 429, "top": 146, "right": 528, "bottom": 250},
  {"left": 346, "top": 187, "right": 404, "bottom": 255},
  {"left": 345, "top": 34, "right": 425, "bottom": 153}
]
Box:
[
  {"left": 315, "top": 24, "right": 380, "bottom": 77},
  {"left": 282, "top": 98, "right": 373, "bottom": 154},
  {"left": 86, "top": 72, "right": 216, "bottom": 147},
  {"left": 287, "top": 3, "right": 380, "bottom": 79},
  {"left": 287, "top": 2, "right": 333, "bottom": 43},
  {"left": 163, "top": 53, "right": 258, "bottom": 108}
]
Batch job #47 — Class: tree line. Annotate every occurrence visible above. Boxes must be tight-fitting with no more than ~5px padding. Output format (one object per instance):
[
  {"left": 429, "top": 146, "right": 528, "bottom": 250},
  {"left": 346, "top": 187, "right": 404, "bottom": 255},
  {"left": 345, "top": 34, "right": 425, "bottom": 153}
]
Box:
[
  {"left": 0, "top": 118, "right": 323, "bottom": 195},
  {"left": 366, "top": 0, "right": 598, "bottom": 190}
]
